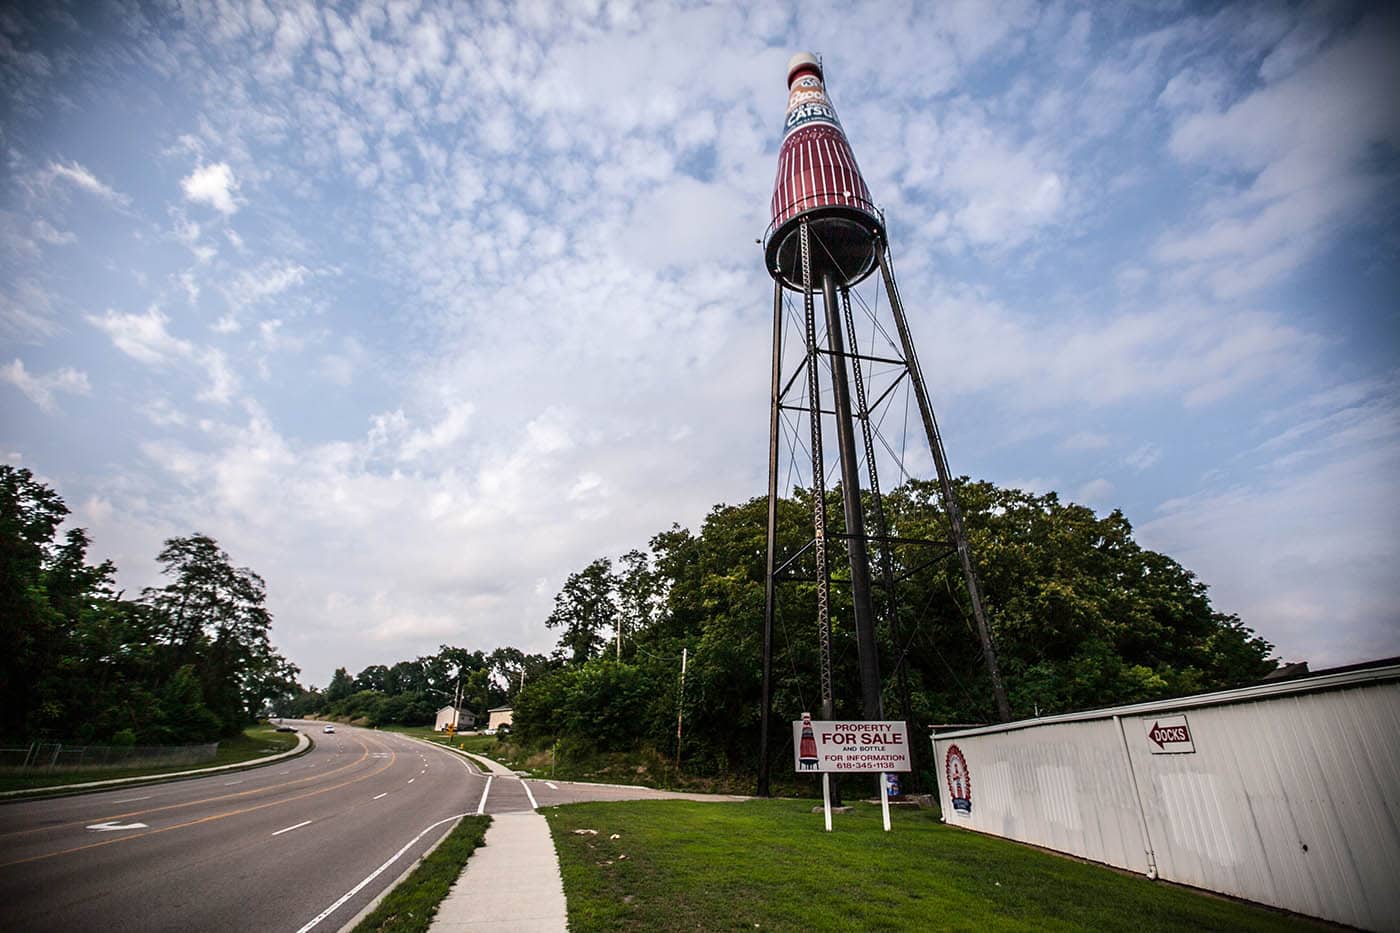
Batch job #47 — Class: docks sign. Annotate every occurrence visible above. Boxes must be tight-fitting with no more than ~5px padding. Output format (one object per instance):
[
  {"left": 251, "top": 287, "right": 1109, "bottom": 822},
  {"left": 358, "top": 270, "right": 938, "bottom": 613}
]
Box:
[
  {"left": 1146, "top": 714, "right": 1195, "bottom": 754},
  {"left": 793, "top": 713, "right": 911, "bottom": 773}
]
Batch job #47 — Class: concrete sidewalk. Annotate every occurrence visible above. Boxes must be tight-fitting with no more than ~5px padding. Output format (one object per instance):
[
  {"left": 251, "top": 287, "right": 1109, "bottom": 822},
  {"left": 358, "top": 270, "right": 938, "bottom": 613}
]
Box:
[
  {"left": 422, "top": 745, "right": 566, "bottom": 931},
  {"left": 430, "top": 808, "right": 568, "bottom": 932}
]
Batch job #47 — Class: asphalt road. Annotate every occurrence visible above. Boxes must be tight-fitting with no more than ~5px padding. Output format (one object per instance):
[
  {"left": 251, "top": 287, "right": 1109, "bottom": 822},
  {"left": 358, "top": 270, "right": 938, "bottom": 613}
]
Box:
[
  {"left": 0, "top": 722, "right": 486, "bottom": 932},
  {"left": 0, "top": 722, "right": 744, "bottom": 932}
]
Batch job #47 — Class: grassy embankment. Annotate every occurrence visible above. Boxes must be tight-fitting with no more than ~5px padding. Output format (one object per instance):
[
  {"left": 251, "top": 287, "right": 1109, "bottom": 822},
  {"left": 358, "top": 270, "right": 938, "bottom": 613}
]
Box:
[
  {"left": 419, "top": 735, "right": 769, "bottom": 795},
  {"left": 547, "top": 797, "right": 1325, "bottom": 932},
  {"left": 381, "top": 726, "right": 783, "bottom": 796},
  {"left": 351, "top": 814, "right": 491, "bottom": 933},
  {"left": 0, "top": 722, "right": 302, "bottom": 794},
  {"left": 377, "top": 724, "right": 502, "bottom": 756}
]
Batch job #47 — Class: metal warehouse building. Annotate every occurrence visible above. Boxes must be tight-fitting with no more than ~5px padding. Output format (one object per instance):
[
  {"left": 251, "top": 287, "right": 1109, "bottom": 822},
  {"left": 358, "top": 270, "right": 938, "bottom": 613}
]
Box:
[{"left": 932, "top": 662, "right": 1400, "bottom": 930}]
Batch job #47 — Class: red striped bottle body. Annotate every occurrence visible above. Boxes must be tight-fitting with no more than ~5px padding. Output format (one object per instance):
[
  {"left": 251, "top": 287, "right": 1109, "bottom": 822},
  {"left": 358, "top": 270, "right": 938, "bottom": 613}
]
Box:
[{"left": 765, "top": 53, "right": 883, "bottom": 289}]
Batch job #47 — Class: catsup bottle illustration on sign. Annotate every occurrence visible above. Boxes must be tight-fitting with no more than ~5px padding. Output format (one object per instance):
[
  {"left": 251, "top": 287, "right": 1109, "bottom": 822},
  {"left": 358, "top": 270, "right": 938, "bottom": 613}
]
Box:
[{"left": 798, "top": 711, "right": 818, "bottom": 769}]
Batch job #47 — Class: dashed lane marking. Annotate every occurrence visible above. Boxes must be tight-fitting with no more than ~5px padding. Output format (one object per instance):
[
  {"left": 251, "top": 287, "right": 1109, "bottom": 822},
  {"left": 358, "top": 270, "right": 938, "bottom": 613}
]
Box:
[
  {"left": 373, "top": 793, "right": 387, "bottom": 800},
  {"left": 272, "top": 820, "right": 312, "bottom": 837},
  {"left": 545, "top": 782, "right": 558, "bottom": 790}
]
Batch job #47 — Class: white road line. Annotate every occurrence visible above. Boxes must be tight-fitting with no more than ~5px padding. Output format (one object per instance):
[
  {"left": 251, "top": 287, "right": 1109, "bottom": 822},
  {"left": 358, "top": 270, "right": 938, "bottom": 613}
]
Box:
[
  {"left": 373, "top": 793, "right": 388, "bottom": 800},
  {"left": 295, "top": 812, "right": 465, "bottom": 933},
  {"left": 545, "top": 782, "right": 558, "bottom": 790},
  {"left": 273, "top": 820, "right": 313, "bottom": 836},
  {"left": 112, "top": 795, "right": 153, "bottom": 803},
  {"left": 87, "top": 820, "right": 148, "bottom": 831},
  {"left": 280, "top": 770, "right": 290, "bottom": 774},
  {"left": 223, "top": 780, "right": 243, "bottom": 786},
  {"left": 521, "top": 778, "right": 539, "bottom": 810},
  {"left": 476, "top": 775, "right": 493, "bottom": 815},
  {"left": 407, "top": 778, "right": 415, "bottom": 784}
]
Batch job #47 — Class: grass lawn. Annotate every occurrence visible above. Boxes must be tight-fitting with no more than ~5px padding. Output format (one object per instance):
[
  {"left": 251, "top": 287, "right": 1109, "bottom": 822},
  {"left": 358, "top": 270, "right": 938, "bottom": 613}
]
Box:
[
  {"left": 546, "top": 797, "right": 1324, "bottom": 932},
  {"left": 352, "top": 814, "right": 491, "bottom": 933},
  {"left": 379, "top": 725, "right": 508, "bottom": 758},
  {"left": 0, "top": 723, "right": 302, "bottom": 794}
]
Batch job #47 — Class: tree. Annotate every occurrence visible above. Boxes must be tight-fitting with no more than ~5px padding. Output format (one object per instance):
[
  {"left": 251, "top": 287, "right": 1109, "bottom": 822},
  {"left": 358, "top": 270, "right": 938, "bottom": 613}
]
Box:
[
  {"left": 616, "top": 549, "right": 659, "bottom": 644},
  {"left": 516, "top": 478, "right": 1277, "bottom": 787},
  {"left": 545, "top": 558, "right": 617, "bottom": 663},
  {"left": 354, "top": 665, "right": 389, "bottom": 693},
  {"left": 141, "top": 534, "right": 288, "bottom": 734},
  {"left": 1, "top": 465, "right": 79, "bottom": 738},
  {"left": 1, "top": 466, "right": 303, "bottom": 743},
  {"left": 325, "top": 667, "right": 355, "bottom": 704}
]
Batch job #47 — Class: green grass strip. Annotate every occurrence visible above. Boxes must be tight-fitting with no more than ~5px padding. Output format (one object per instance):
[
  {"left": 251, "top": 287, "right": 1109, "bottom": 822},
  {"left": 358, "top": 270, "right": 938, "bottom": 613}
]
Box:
[
  {"left": 546, "top": 797, "right": 1325, "bottom": 932},
  {"left": 352, "top": 814, "right": 492, "bottom": 933},
  {"left": 0, "top": 725, "right": 302, "bottom": 794}
]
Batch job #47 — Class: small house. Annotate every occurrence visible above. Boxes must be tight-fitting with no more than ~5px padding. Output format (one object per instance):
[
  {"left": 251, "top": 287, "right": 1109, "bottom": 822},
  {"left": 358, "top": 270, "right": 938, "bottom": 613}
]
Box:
[
  {"left": 434, "top": 705, "right": 476, "bottom": 732},
  {"left": 486, "top": 705, "right": 513, "bottom": 731}
]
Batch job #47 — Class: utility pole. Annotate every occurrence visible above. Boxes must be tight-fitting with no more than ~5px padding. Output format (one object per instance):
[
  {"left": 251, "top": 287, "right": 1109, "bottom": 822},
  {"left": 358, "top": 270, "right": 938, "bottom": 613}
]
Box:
[{"left": 675, "top": 647, "right": 688, "bottom": 771}]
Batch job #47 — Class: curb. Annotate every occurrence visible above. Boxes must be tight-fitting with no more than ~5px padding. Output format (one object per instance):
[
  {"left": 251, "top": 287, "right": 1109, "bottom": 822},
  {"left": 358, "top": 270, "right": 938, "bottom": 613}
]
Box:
[
  {"left": 336, "top": 812, "right": 469, "bottom": 933},
  {"left": 0, "top": 730, "right": 312, "bottom": 801}
]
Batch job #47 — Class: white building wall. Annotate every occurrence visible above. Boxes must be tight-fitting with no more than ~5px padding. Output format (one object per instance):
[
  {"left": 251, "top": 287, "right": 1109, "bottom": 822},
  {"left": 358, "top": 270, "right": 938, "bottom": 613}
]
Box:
[{"left": 933, "top": 667, "right": 1400, "bottom": 930}]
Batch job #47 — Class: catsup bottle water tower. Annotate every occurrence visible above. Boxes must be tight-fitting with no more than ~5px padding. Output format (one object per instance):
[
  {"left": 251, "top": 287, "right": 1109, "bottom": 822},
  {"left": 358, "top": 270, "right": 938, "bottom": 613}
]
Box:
[
  {"left": 765, "top": 52, "right": 882, "bottom": 290},
  {"left": 756, "top": 53, "right": 1010, "bottom": 798}
]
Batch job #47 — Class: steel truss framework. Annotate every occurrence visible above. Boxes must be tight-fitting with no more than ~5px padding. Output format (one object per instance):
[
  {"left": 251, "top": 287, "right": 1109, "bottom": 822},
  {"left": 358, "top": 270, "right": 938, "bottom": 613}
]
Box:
[{"left": 756, "top": 216, "right": 1011, "bottom": 798}]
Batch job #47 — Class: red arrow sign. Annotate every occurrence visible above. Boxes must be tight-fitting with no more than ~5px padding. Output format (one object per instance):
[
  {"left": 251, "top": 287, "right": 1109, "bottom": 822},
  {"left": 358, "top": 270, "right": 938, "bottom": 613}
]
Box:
[{"left": 1148, "top": 720, "right": 1191, "bottom": 748}]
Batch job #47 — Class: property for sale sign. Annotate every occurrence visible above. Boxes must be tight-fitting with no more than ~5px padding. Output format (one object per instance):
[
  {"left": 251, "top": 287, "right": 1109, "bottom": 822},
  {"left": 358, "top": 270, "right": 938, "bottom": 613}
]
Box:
[{"left": 793, "top": 715, "right": 911, "bottom": 773}]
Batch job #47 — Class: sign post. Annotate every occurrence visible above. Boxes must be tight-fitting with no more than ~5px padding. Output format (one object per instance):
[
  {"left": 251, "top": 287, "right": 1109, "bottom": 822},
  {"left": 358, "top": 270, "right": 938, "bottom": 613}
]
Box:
[
  {"left": 793, "top": 713, "right": 910, "bottom": 831},
  {"left": 880, "top": 773, "right": 891, "bottom": 831}
]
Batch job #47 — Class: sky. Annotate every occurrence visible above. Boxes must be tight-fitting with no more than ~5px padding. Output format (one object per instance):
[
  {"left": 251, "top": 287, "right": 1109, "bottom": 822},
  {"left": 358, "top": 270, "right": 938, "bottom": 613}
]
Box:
[{"left": 1, "top": 0, "right": 1396, "bottom": 689}]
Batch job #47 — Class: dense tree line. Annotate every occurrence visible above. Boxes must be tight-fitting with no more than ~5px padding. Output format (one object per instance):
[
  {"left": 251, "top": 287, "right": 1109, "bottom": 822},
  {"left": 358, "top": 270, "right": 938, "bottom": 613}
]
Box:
[
  {"left": 288, "top": 645, "right": 549, "bottom": 727},
  {"left": 0, "top": 466, "right": 300, "bottom": 744},
  {"left": 512, "top": 478, "right": 1277, "bottom": 786}
]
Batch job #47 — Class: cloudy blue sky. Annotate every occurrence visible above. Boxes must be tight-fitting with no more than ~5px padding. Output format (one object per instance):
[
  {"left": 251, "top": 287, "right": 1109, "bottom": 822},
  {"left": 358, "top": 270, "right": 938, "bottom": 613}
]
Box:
[{"left": 2, "top": 0, "right": 1396, "bottom": 688}]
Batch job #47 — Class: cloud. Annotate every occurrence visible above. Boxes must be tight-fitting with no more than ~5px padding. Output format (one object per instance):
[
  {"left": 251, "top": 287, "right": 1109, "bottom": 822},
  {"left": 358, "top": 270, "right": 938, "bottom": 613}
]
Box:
[
  {"left": 1141, "top": 380, "right": 1400, "bottom": 666},
  {"left": 86, "top": 306, "right": 239, "bottom": 404},
  {"left": 910, "top": 289, "right": 1323, "bottom": 412},
  {"left": 1123, "top": 443, "right": 1162, "bottom": 471},
  {"left": 32, "top": 219, "right": 76, "bottom": 245},
  {"left": 1155, "top": 15, "right": 1400, "bottom": 295},
  {"left": 10, "top": 1, "right": 1396, "bottom": 688},
  {"left": 1, "top": 358, "right": 90, "bottom": 412},
  {"left": 46, "top": 160, "right": 128, "bottom": 204},
  {"left": 1060, "top": 432, "right": 1111, "bottom": 451},
  {"left": 227, "top": 260, "right": 310, "bottom": 309},
  {"left": 1075, "top": 477, "right": 1115, "bottom": 508},
  {"left": 87, "top": 306, "right": 193, "bottom": 364},
  {"left": 180, "top": 162, "right": 241, "bottom": 214},
  {"left": 0, "top": 280, "right": 63, "bottom": 341}
]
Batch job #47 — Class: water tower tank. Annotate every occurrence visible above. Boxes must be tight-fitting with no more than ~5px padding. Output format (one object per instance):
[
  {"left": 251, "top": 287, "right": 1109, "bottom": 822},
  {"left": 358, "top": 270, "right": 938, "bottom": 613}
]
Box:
[{"left": 765, "top": 52, "right": 884, "bottom": 290}]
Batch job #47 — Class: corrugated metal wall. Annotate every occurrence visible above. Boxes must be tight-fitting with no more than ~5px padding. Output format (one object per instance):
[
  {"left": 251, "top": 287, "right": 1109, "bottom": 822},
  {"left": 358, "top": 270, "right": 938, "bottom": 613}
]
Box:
[{"left": 932, "top": 668, "right": 1400, "bottom": 930}]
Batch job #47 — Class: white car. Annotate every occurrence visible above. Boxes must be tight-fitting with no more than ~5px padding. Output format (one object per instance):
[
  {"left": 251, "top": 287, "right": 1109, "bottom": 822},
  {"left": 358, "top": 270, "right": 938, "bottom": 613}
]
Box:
[{"left": 323, "top": 724, "right": 336, "bottom": 733}]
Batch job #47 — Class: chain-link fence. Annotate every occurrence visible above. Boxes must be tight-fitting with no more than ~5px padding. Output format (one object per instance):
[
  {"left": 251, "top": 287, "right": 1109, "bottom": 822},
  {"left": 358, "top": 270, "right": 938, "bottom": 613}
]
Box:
[{"left": 0, "top": 742, "right": 219, "bottom": 771}]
